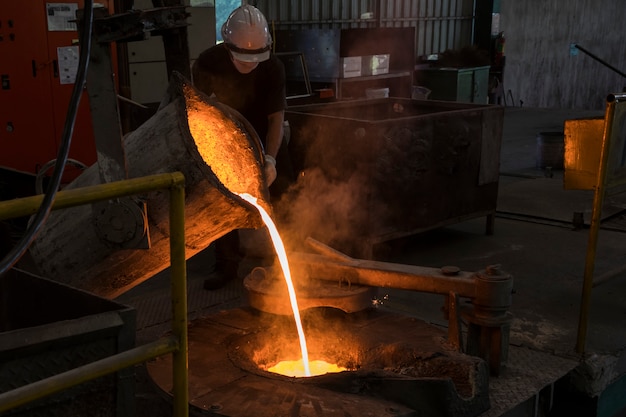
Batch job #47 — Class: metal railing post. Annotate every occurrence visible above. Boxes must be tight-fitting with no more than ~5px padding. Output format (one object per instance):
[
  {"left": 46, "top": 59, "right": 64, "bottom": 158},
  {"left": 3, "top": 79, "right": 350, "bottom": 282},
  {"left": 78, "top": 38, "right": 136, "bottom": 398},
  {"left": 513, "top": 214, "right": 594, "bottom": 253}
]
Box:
[
  {"left": 169, "top": 181, "right": 189, "bottom": 417},
  {"left": 576, "top": 95, "right": 620, "bottom": 354},
  {"left": 0, "top": 172, "right": 190, "bottom": 415}
]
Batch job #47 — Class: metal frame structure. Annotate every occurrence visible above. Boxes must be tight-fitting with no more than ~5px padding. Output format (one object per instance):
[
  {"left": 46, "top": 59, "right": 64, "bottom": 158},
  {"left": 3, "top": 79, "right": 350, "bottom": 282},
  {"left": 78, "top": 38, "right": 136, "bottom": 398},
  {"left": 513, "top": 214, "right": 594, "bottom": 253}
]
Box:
[
  {"left": 284, "top": 237, "right": 514, "bottom": 375},
  {"left": 0, "top": 172, "right": 189, "bottom": 417}
]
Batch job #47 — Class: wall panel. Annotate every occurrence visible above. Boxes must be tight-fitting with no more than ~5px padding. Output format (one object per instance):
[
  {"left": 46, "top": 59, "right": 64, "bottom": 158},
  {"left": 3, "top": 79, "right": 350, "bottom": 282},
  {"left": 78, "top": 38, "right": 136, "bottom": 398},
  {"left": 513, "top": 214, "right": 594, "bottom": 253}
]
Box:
[
  {"left": 501, "top": 0, "right": 626, "bottom": 109},
  {"left": 261, "top": 0, "right": 474, "bottom": 60}
]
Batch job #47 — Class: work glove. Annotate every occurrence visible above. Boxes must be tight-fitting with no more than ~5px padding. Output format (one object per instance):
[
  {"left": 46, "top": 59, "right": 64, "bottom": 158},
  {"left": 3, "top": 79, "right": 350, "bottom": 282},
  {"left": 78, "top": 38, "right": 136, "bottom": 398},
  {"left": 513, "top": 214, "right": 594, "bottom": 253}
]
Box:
[{"left": 264, "top": 154, "right": 277, "bottom": 187}]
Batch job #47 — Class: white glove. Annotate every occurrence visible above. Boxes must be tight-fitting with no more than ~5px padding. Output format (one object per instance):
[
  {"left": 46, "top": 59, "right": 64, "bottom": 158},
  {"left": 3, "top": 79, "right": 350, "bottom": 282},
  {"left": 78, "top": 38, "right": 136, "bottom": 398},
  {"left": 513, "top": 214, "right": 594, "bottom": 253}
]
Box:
[{"left": 264, "top": 154, "right": 277, "bottom": 186}]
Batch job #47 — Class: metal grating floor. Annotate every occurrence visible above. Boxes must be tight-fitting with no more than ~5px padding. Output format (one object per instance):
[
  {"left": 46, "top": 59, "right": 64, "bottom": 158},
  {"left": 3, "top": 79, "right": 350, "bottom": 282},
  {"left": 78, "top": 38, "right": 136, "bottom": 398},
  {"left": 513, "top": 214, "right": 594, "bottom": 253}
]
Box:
[{"left": 483, "top": 346, "right": 578, "bottom": 416}]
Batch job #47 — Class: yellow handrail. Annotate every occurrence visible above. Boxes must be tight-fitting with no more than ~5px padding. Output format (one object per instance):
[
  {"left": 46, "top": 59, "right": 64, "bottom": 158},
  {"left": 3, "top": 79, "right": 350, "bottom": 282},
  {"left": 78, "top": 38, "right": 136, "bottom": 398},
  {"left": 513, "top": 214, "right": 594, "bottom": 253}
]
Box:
[
  {"left": 575, "top": 94, "right": 626, "bottom": 354},
  {"left": 0, "top": 172, "right": 189, "bottom": 417}
]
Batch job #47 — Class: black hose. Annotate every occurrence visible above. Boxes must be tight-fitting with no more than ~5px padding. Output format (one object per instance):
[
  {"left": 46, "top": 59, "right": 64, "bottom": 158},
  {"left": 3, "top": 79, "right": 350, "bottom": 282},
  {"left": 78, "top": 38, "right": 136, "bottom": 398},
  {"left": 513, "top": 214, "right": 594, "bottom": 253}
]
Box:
[{"left": 0, "top": 0, "right": 95, "bottom": 275}]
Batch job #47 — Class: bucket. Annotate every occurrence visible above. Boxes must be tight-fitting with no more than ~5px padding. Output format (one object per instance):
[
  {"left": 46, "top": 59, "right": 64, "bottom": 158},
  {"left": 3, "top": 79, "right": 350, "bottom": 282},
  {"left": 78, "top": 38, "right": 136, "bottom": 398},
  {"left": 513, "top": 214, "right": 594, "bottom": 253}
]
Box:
[{"left": 536, "top": 131, "right": 564, "bottom": 169}]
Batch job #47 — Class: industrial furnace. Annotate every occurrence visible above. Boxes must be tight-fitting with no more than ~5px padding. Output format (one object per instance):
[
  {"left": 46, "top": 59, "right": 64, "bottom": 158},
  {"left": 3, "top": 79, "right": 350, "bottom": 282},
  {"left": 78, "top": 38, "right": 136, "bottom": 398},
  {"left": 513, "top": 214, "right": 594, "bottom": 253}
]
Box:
[
  {"left": 148, "top": 307, "right": 492, "bottom": 417},
  {"left": 147, "top": 241, "right": 513, "bottom": 417}
]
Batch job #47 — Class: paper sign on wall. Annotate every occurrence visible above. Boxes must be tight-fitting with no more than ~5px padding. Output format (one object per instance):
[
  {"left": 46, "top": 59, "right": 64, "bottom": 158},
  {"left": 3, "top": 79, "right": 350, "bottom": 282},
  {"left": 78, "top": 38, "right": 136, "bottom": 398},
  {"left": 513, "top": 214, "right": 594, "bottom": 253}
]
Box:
[
  {"left": 491, "top": 13, "right": 501, "bottom": 36},
  {"left": 47, "top": 3, "right": 79, "bottom": 31},
  {"left": 57, "top": 46, "right": 80, "bottom": 84}
]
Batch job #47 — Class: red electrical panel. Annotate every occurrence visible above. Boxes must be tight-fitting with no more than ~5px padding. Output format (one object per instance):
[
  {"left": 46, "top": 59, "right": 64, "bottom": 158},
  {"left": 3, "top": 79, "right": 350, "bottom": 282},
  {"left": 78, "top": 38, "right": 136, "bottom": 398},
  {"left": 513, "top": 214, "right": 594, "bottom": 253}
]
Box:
[{"left": 0, "top": 1, "right": 113, "bottom": 181}]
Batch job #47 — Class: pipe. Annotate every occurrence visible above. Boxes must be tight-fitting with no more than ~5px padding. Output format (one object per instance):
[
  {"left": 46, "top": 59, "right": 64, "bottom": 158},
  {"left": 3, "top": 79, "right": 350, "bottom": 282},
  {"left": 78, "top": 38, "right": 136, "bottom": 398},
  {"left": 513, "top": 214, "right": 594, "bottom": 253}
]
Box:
[
  {"left": 305, "top": 236, "right": 352, "bottom": 262},
  {"left": 0, "top": 173, "right": 187, "bottom": 221},
  {"left": 169, "top": 182, "right": 188, "bottom": 417},
  {"left": 0, "top": 336, "right": 179, "bottom": 413},
  {"left": 576, "top": 93, "right": 626, "bottom": 354},
  {"left": 291, "top": 240, "right": 513, "bottom": 311},
  {"left": 291, "top": 252, "right": 478, "bottom": 298},
  {"left": 0, "top": 172, "right": 190, "bottom": 416},
  {"left": 574, "top": 44, "right": 626, "bottom": 79}
]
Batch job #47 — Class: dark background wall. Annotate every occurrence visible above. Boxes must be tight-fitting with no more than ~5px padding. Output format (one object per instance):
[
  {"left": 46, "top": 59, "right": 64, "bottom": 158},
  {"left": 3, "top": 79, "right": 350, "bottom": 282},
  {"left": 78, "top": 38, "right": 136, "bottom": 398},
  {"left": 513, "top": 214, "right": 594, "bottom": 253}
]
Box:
[
  {"left": 500, "top": 1, "right": 626, "bottom": 110},
  {"left": 261, "top": 1, "right": 626, "bottom": 110}
]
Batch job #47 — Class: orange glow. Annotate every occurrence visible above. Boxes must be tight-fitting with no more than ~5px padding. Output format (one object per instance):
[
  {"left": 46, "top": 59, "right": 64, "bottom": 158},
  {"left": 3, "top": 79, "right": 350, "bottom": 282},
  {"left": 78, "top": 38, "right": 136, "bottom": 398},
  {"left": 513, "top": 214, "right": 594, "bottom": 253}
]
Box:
[
  {"left": 186, "top": 94, "right": 264, "bottom": 197},
  {"left": 238, "top": 193, "right": 311, "bottom": 377},
  {"left": 268, "top": 359, "right": 346, "bottom": 378}
]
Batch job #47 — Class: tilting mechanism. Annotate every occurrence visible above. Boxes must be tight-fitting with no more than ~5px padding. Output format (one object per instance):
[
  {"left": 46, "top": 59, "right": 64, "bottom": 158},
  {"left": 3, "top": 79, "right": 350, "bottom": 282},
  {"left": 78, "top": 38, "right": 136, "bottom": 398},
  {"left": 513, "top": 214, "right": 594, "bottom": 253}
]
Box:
[{"left": 246, "top": 237, "right": 514, "bottom": 375}]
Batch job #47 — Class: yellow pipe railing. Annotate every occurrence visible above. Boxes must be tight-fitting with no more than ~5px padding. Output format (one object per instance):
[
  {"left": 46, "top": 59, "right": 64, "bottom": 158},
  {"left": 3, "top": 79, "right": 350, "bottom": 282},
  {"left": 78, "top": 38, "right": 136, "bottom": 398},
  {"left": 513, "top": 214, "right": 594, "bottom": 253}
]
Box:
[
  {"left": 575, "top": 100, "right": 615, "bottom": 354},
  {"left": 0, "top": 172, "right": 189, "bottom": 417},
  {"left": 576, "top": 92, "right": 626, "bottom": 354}
]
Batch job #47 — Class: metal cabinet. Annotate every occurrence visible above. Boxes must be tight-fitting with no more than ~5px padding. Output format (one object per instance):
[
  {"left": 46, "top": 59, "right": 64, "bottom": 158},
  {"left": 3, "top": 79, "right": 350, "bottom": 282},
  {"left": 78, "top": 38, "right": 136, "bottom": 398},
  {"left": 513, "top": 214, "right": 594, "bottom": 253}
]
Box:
[
  {"left": 415, "top": 66, "right": 491, "bottom": 104},
  {"left": 0, "top": 1, "right": 105, "bottom": 178}
]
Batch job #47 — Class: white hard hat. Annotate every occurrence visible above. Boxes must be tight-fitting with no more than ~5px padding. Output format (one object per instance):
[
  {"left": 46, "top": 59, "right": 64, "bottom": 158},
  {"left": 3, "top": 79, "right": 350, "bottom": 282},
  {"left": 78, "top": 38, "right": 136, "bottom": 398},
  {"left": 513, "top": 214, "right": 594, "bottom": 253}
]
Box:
[{"left": 221, "top": 3, "right": 272, "bottom": 63}]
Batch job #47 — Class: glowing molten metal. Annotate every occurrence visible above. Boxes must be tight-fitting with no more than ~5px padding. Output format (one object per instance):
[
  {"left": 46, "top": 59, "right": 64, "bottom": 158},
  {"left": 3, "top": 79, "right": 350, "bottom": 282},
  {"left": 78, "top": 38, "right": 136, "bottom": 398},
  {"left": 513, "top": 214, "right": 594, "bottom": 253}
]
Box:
[
  {"left": 187, "top": 103, "right": 263, "bottom": 196},
  {"left": 239, "top": 193, "right": 311, "bottom": 375},
  {"left": 268, "top": 359, "right": 346, "bottom": 378},
  {"left": 239, "top": 193, "right": 346, "bottom": 377}
]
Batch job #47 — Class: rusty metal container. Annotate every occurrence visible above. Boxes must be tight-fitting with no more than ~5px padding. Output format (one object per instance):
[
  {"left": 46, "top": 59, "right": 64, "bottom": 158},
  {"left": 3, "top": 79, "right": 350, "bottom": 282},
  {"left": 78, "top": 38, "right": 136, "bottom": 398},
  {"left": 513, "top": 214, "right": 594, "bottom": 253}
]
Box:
[
  {"left": 282, "top": 98, "right": 503, "bottom": 258},
  {"left": 0, "top": 268, "right": 135, "bottom": 417},
  {"left": 27, "top": 75, "right": 270, "bottom": 298}
]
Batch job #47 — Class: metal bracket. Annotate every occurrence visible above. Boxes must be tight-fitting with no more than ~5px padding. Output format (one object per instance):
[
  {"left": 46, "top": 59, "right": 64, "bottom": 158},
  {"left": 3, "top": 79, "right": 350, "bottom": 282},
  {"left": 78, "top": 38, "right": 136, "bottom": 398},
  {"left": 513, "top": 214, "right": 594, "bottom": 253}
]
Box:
[{"left": 92, "top": 198, "right": 150, "bottom": 249}]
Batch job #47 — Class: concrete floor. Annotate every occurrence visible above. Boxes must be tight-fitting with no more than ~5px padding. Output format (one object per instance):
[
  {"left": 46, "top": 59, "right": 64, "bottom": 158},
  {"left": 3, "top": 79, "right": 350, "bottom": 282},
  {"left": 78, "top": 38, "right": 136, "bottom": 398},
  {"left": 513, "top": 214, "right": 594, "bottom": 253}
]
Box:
[{"left": 116, "top": 105, "right": 626, "bottom": 417}]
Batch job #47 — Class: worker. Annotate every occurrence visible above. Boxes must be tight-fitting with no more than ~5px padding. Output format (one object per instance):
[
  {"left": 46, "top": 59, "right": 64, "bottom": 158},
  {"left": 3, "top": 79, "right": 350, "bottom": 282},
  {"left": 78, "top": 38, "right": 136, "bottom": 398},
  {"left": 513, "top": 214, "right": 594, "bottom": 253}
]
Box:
[{"left": 192, "top": 1, "right": 291, "bottom": 289}]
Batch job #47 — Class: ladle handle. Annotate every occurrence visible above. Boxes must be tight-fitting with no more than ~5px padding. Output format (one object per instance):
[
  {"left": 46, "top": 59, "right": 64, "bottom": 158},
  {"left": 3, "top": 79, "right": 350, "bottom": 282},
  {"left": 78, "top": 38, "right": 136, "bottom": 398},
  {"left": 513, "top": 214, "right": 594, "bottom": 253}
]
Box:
[{"left": 305, "top": 238, "right": 353, "bottom": 262}]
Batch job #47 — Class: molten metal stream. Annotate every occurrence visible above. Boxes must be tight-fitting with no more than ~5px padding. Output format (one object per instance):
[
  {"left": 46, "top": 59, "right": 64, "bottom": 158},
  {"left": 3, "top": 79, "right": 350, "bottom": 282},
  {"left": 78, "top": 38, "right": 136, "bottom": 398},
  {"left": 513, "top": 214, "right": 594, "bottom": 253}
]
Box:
[{"left": 238, "top": 193, "right": 312, "bottom": 376}]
